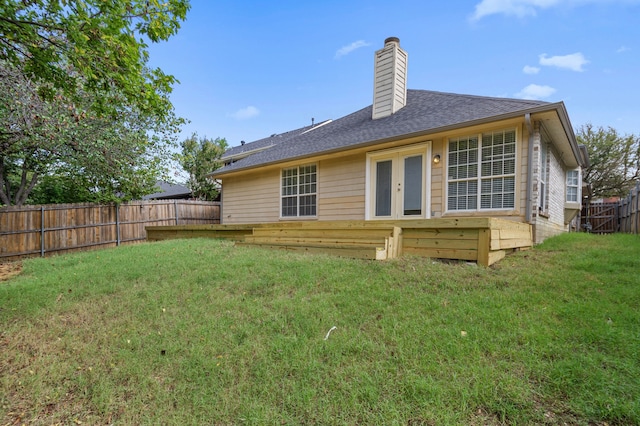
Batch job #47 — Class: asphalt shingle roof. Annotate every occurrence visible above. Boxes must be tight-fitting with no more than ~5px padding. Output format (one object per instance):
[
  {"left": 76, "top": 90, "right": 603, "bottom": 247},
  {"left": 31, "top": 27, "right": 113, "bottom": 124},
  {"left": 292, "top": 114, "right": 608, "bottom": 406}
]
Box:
[
  {"left": 213, "top": 89, "right": 550, "bottom": 176},
  {"left": 221, "top": 122, "right": 324, "bottom": 160},
  {"left": 142, "top": 181, "right": 191, "bottom": 200}
]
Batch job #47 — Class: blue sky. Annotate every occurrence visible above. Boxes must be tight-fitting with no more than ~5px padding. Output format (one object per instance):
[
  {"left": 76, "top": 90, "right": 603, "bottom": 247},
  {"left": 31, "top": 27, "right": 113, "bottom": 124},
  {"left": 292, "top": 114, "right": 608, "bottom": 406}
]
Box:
[{"left": 148, "top": 0, "right": 640, "bottom": 148}]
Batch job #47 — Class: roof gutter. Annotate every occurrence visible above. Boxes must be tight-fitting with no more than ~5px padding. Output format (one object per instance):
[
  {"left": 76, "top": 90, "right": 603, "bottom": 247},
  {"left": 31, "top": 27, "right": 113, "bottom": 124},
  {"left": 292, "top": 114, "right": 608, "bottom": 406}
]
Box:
[{"left": 525, "top": 113, "right": 534, "bottom": 223}]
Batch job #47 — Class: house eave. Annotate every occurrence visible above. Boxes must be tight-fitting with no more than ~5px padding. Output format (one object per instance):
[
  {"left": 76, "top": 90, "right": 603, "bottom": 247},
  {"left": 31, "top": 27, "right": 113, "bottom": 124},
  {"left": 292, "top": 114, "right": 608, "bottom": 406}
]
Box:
[
  {"left": 531, "top": 102, "right": 582, "bottom": 169},
  {"left": 211, "top": 102, "right": 579, "bottom": 178}
]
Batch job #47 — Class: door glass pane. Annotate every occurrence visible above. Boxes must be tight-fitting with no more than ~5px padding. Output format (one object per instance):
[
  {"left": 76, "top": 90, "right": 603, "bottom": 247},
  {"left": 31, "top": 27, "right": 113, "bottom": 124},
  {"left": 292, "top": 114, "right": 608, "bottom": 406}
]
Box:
[
  {"left": 375, "top": 160, "right": 392, "bottom": 216},
  {"left": 404, "top": 155, "right": 422, "bottom": 215}
]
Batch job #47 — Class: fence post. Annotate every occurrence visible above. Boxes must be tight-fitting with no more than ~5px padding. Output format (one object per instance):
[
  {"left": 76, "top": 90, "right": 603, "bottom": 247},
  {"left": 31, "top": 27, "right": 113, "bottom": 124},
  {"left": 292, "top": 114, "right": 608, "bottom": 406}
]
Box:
[
  {"left": 116, "top": 203, "right": 121, "bottom": 246},
  {"left": 635, "top": 182, "right": 640, "bottom": 234},
  {"left": 40, "top": 206, "right": 45, "bottom": 257},
  {"left": 627, "top": 197, "right": 631, "bottom": 233},
  {"left": 175, "top": 199, "right": 179, "bottom": 225}
]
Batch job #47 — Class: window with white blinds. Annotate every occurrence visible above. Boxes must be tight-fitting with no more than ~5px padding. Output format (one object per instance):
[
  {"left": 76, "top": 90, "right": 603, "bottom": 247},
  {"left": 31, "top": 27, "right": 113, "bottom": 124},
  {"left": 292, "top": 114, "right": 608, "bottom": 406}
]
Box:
[
  {"left": 447, "top": 129, "right": 516, "bottom": 211},
  {"left": 281, "top": 164, "right": 317, "bottom": 217}
]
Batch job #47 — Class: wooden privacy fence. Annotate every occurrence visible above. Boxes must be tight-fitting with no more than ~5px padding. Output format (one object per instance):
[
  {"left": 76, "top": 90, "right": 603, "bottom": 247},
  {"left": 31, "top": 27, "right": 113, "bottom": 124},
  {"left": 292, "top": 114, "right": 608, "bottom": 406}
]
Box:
[
  {"left": 618, "top": 182, "right": 640, "bottom": 234},
  {"left": 0, "top": 200, "right": 220, "bottom": 261},
  {"left": 581, "top": 202, "right": 619, "bottom": 234},
  {"left": 581, "top": 182, "right": 640, "bottom": 234}
]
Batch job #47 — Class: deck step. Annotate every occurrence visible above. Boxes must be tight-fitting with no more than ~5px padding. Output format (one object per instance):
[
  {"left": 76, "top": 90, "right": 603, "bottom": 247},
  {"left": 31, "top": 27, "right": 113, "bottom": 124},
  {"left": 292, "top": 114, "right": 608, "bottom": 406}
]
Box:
[
  {"left": 238, "top": 225, "right": 402, "bottom": 260},
  {"left": 236, "top": 241, "right": 388, "bottom": 260},
  {"left": 244, "top": 235, "right": 388, "bottom": 246},
  {"left": 251, "top": 227, "right": 395, "bottom": 239}
]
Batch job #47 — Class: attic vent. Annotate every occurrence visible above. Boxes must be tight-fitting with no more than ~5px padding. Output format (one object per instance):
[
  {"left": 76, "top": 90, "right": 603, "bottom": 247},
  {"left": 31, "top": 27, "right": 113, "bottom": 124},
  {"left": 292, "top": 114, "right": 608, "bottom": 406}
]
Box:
[{"left": 372, "top": 37, "right": 408, "bottom": 120}]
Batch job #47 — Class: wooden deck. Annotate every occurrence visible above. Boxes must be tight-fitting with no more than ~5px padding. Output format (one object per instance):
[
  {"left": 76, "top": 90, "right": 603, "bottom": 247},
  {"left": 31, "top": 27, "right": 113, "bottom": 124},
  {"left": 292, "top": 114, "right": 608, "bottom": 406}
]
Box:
[{"left": 146, "top": 218, "right": 533, "bottom": 266}]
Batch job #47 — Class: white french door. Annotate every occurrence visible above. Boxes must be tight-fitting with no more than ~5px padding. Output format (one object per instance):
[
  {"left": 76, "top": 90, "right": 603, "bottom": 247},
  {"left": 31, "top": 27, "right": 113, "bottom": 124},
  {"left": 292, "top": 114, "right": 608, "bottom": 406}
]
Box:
[{"left": 366, "top": 143, "right": 431, "bottom": 220}]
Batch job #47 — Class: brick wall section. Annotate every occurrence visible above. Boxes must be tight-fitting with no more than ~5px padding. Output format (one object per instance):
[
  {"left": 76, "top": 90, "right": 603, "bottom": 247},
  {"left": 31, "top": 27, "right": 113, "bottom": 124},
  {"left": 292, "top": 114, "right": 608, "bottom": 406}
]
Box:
[
  {"left": 530, "top": 121, "right": 542, "bottom": 218},
  {"left": 548, "top": 147, "right": 566, "bottom": 223},
  {"left": 530, "top": 122, "right": 569, "bottom": 242}
]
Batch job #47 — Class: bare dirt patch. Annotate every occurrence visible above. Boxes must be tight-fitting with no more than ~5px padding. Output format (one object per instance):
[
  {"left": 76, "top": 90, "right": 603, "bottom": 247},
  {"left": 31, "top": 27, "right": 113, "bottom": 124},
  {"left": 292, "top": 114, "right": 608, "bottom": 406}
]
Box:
[{"left": 0, "top": 262, "right": 22, "bottom": 281}]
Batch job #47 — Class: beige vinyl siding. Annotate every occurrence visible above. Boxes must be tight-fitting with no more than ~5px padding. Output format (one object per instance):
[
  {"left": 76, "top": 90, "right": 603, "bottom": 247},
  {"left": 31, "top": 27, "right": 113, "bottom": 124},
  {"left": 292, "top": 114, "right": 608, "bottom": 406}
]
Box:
[
  {"left": 318, "top": 153, "right": 366, "bottom": 220},
  {"left": 373, "top": 50, "right": 395, "bottom": 118},
  {"left": 221, "top": 154, "right": 367, "bottom": 224},
  {"left": 221, "top": 169, "right": 280, "bottom": 224},
  {"left": 430, "top": 138, "right": 444, "bottom": 216},
  {"left": 372, "top": 40, "right": 407, "bottom": 119},
  {"left": 393, "top": 50, "right": 407, "bottom": 106}
]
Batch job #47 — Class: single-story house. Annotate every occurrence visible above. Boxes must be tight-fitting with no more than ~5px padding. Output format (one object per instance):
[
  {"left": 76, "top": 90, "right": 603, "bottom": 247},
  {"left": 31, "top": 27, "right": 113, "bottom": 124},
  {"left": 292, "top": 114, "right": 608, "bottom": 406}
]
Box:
[{"left": 211, "top": 37, "right": 589, "bottom": 244}]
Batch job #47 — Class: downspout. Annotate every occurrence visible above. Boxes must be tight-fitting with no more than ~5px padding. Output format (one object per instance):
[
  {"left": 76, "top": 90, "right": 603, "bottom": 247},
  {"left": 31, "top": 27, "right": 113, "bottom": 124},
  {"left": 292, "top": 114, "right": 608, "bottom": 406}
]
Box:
[
  {"left": 525, "top": 113, "right": 534, "bottom": 223},
  {"left": 219, "top": 182, "right": 223, "bottom": 224}
]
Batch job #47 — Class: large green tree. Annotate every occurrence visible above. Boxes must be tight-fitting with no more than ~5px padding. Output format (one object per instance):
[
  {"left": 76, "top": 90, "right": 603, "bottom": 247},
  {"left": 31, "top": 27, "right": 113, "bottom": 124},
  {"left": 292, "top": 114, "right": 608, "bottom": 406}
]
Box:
[
  {"left": 576, "top": 124, "right": 640, "bottom": 198},
  {"left": 0, "top": 60, "right": 182, "bottom": 206},
  {"left": 0, "top": 0, "right": 189, "bottom": 115},
  {"left": 0, "top": 0, "right": 190, "bottom": 206},
  {"left": 177, "top": 134, "right": 228, "bottom": 201}
]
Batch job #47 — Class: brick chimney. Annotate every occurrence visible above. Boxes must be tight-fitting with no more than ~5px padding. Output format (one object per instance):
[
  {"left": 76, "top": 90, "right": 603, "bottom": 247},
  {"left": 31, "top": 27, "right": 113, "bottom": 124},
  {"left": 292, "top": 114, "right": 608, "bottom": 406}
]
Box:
[{"left": 372, "top": 37, "right": 408, "bottom": 120}]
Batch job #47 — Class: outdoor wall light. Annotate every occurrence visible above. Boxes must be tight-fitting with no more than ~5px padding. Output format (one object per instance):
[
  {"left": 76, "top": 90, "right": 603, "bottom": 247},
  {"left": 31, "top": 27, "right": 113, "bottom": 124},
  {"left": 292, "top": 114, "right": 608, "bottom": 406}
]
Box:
[{"left": 433, "top": 154, "right": 441, "bottom": 164}]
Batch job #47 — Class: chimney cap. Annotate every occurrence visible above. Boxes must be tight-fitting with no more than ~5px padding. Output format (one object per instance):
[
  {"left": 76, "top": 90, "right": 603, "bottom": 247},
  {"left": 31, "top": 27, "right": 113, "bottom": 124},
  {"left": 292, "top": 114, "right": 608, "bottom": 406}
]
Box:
[{"left": 384, "top": 37, "right": 400, "bottom": 45}]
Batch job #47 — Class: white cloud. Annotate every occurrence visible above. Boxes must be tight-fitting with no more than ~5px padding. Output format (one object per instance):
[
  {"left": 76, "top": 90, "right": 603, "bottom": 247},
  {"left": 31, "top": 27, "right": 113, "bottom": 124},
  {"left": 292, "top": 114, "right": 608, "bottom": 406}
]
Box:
[
  {"left": 539, "top": 52, "right": 589, "bottom": 71},
  {"left": 471, "top": 0, "right": 561, "bottom": 20},
  {"left": 523, "top": 65, "right": 541, "bottom": 74},
  {"left": 515, "top": 84, "right": 557, "bottom": 99},
  {"left": 617, "top": 46, "right": 631, "bottom": 53},
  {"left": 229, "top": 106, "right": 260, "bottom": 120},
  {"left": 471, "top": 0, "right": 640, "bottom": 21},
  {"left": 334, "top": 40, "right": 371, "bottom": 59}
]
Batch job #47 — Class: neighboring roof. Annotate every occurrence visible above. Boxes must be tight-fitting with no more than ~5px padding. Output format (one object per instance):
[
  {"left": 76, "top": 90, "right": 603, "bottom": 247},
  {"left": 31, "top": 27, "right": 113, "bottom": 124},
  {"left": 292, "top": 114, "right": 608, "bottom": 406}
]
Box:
[
  {"left": 221, "top": 119, "right": 332, "bottom": 163},
  {"left": 142, "top": 181, "right": 192, "bottom": 200},
  {"left": 212, "top": 89, "right": 570, "bottom": 177}
]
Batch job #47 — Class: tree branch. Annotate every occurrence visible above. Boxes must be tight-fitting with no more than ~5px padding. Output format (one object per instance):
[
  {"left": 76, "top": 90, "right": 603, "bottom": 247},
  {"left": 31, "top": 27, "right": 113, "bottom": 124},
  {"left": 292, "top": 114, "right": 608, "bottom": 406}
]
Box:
[
  {"left": 16, "top": 171, "right": 39, "bottom": 206},
  {"left": 0, "top": 157, "right": 12, "bottom": 206},
  {"left": 0, "top": 16, "right": 66, "bottom": 33}
]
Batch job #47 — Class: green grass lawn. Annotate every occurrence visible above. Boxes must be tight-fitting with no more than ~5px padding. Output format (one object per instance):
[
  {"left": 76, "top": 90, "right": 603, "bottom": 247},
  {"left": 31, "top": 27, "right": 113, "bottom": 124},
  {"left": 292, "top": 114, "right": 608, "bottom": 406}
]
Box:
[{"left": 1, "top": 233, "right": 639, "bottom": 425}]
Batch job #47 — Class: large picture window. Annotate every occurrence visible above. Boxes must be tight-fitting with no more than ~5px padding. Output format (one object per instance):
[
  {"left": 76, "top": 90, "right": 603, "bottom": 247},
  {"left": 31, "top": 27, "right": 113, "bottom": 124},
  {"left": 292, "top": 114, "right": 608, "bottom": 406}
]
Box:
[
  {"left": 447, "top": 129, "right": 516, "bottom": 211},
  {"left": 281, "top": 164, "right": 317, "bottom": 217}
]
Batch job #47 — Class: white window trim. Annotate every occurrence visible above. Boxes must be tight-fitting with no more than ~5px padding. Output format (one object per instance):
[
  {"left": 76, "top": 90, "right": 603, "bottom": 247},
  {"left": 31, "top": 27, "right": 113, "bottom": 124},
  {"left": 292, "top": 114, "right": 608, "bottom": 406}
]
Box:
[
  {"left": 445, "top": 128, "right": 519, "bottom": 213},
  {"left": 566, "top": 169, "right": 580, "bottom": 203},
  {"left": 280, "top": 163, "right": 318, "bottom": 219}
]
